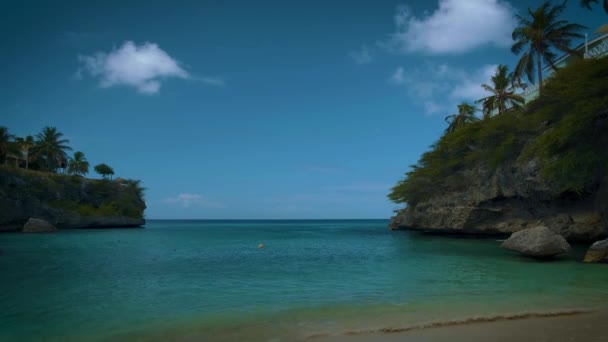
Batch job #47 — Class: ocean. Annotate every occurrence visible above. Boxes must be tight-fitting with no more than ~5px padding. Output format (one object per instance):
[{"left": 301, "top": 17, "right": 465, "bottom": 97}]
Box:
[{"left": 1, "top": 220, "right": 607, "bottom": 341}]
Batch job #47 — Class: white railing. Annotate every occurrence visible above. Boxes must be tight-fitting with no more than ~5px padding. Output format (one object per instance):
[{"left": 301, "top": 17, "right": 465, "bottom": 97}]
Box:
[{"left": 584, "top": 39, "right": 608, "bottom": 59}]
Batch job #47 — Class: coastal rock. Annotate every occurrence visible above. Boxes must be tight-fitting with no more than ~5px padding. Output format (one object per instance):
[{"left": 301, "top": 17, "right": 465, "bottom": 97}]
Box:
[
  {"left": 389, "top": 162, "right": 608, "bottom": 243},
  {"left": 583, "top": 239, "right": 608, "bottom": 263},
  {"left": 0, "top": 167, "right": 146, "bottom": 231},
  {"left": 23, "top": 218, "right": 57, "bottom": 233},
  {"left": 501, "top": 226, "right": 571, "bottom": 258}
]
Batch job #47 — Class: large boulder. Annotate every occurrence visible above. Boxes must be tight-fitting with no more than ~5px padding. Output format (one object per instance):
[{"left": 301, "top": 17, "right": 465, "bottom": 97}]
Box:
[
  {"left": 23, "top": 218, "right": 57, "bottom": 233},
  {"left": 501, "top": 225, "right": 571, "bottom": 258},
  {"left": 583, "top": 239, "right": 608, "bottom": 263}
]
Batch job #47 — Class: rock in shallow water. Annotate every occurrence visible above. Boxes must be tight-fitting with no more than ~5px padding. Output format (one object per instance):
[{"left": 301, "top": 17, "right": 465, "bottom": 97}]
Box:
[
  {"left": 23, "top": 218, "right": 57, "bottom": 233},
  {"left": 501, "top": 225, "right": 571, "bottom": 258},
  {"left": 583, "top": 239, "right": 608, "bottom": 263}
]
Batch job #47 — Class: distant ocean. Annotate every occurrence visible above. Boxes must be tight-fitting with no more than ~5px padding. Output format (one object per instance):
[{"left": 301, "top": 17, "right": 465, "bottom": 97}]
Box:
[{"left": 1, "top": 220, "right": 607, "bottom": 341}]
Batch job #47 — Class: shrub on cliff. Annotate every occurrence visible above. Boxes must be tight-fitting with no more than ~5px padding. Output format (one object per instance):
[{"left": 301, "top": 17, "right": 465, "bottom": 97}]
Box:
[
  {"left": 0, "top": 166, "right": 146, "bottom": 220},
  {"left": 389, "top": 57, "right": 608, "bottom": 206},
  {"left": 94, "top": 163, "right": 115, "bottom": 180}
]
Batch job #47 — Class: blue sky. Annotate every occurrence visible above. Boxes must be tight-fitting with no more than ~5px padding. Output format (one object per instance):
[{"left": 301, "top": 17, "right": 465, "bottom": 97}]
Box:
[{"left": 2, "top": 0, "right": 606, "bottom": 219}]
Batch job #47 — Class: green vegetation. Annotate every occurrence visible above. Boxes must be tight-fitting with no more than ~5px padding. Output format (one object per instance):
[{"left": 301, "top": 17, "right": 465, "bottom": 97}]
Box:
[
  {"left": 390, "top": 1, "right": 606, "bottom": 208},
  {"left": 0, "top": 125, "right": 119, "bottom": 181},
  {"left": 580, "top": 0, "right": 608, "bottom": 12},
  {"left": 476, "top": 65, "right": 524, "bottom": 118},
  {"left": 67, "top": 151, "right": 89, "bottom": 176},
  {"left": 0, "top": 166, "right": 146, "bottom": 220},
  {"left": 511, "top": 1, "right": 586, "bottom": 93},
  {"left": 94, "top": 163, "right": 115, "bottom": 180},
  {"left": 444, "top": 102, "right": 478, "bottom": 133},
  {"left": 389, "top": 57, "right": 608, "bottom": 206},
  {"left": 0, "top": 126, "right": 145, "bottom": 220},
  {"left": 34, "top": 126, "right": 72, "bottom": 171}
]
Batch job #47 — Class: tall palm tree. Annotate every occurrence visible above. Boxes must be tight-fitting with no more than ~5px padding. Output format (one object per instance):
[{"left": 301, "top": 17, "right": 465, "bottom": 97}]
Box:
[
  {"left": 15, "top": 135, "right": 35, "bottom": 169},
  {"left": 0, "top": 126, "right": 16, "bottom": 165},
  {"left": 476, "top": 65, "right": 525, "bottom": 118},
  {"left": 580, "top": 0, "right": 608, "bottom": 13},
  {"left": 511, "top": 1, "right": 586, "bottom": 93},
  {"left": 444, "top": 103, "right": 479, "bottom": 133},
  {"left": 67, "top": 151, "right": 89, "bottom": 176},
  {"left": 34, "top": 126, "right": 72, "bottom": 172}
]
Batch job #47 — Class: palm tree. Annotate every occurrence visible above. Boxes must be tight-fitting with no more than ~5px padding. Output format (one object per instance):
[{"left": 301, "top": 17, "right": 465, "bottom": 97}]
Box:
[
  {"left": 15, "top": 135, "right": 35, "bottom": 169},
  {"left": 511, "top": 1, "right": 586, "bottom": 93},
  {"left": 0, "top": 126, "right": 16, "bottom": 165},
  {"left": 34, "top": 126, "right": 72, "bottom": 172},
  {"left": 67, "top": 151, "right": 89, "bottom": 176},
  {"left": 580, "top": 0, "right": 608, "bottom": 12},
  {"left": 476, "top": 65, "right": 525, "bottom": 118},
  {"left": 444, "top": 102, "right": 479, "bottom": 133}
]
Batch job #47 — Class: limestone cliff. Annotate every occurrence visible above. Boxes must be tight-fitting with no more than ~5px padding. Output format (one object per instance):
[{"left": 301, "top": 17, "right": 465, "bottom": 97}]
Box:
[
  {"left": 389, "top": 161, "right": 608, "bottom": 242},
  {"left": 0, "top": 166, "right": 146, "bottom": 232},
  {"left": 389, "top": 58, "right": 608, "bottom": 243}
]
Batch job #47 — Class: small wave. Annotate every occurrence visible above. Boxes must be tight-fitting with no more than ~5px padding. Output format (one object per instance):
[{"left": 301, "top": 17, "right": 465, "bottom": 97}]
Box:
[{"left": 307, "top": 308, "right": 594, "bottom": 339}]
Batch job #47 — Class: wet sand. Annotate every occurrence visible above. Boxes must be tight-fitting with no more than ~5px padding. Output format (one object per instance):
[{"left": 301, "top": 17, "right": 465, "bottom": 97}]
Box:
[{"left": 311, "top": 310, "right": 608, "bottom": 342}]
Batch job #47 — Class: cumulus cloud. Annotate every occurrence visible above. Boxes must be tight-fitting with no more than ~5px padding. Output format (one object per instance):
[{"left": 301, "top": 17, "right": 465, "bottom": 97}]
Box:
[
  {"left": 383, "top": 0, "right": 515, "bottom": 55},
  {"left": 449, "top": 64, "right": 497, "bottom": 100},
  {"left": 389, "top": 63, "right": 496, "bottom": 115},
  {"left": 349, "top": 45, "right": 373, "bottom": 64},
  {"left": 163, "top": 193, "right": 224, "bottom": 209},
  {"left": 78, "top": 41, "right": 190, "bottom": 94}
]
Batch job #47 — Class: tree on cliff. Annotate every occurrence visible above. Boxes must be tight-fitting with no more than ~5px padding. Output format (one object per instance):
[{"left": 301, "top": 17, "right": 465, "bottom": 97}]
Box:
[
  {"left": 0, "top": 126, "right": 17, "bottom": 165},
  {"left": 580, "top": 0, "right": 608, "bottom": 12},
  {"left": 15, "top": 135, "right": 35, "bottom": 169},
  {"left": 67, "top": 151, "right": 89, "bottom": 176},
  {"left": 94, "top": 163, "right": 114, "bottom": 180},
  {"left": 511, "top": 1, "right": 586, "bottom": 94},
  {"left": 476, "top": 65, "right": 525, "bottom": 119},
  {"left": 34, "top": 126, "right": 72, "bottom": 172},
  {"left": 444, "top": 103, "right": 478, "bottom": 133}
]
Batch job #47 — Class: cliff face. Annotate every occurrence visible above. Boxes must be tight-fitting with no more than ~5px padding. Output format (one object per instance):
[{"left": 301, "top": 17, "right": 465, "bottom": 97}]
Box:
[
  {"left": 389, "top": 58, "right": 608, "bottom": 243},
  {"left": 389, "top": 161, "right": 608, "bottom": 242},
  {"left": 0, "top": 167, "right": 146, "bottom": 232}
]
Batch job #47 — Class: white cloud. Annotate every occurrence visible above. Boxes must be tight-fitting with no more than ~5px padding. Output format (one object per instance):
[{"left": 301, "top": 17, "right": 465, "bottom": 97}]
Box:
[
  {"left": 389, "top": 63, "right": 496, "bottom": 115},
  {"left": 163, "top": 193, "right": 224, "bottom": 209},
  {"left": 78, "top": 41, "right": 190, "bottom": 94},
  {"left": 383, "top": 0, "right": 515, "bottom": 55},
  {"left": 389, "top": 67, "right": 406, "bottom": 84},
  {"left": 449, "top": 64, "right": 497, "bottom": 100},
  {"left": 349, "top": 45, "right": 373, "bottom": 64}
]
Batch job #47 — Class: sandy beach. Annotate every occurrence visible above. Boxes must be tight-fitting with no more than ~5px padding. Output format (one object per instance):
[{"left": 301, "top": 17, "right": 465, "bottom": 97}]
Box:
[{"left": 311, "top": 310, "right": 608, "bottom": 342}]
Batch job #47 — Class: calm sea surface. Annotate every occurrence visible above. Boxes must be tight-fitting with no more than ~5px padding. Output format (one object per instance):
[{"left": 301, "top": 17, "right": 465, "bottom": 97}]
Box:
[{"left": 1, "top": 220, "right": 607, "bottom": 341}]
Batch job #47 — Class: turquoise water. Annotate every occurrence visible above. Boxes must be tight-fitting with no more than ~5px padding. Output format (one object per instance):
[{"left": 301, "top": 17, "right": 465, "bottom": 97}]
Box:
[{"left": 1, "top": 220, "right": 607, "bottom": 341}]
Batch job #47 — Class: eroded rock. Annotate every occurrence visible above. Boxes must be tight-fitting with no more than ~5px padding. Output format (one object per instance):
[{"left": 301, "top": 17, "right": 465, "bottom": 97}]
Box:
[
  {"left": 583, "top": 239, "right": 608, "bottom": 263},
  {"left": 501, "top": 226, "right": 571, "bottom": 258},
  {"left": 23, "top": 218, "right": 57, "bottom": 233}
]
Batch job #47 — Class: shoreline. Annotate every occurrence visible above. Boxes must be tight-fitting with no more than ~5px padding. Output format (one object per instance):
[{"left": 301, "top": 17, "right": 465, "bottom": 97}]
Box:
[{"left": 311, "top": 309, "right": 608, "bottom": 342}]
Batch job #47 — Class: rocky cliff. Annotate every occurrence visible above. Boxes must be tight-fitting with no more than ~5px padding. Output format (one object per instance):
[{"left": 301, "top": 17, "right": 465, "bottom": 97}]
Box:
[
  {"left": 0, "top": 166, "right": 146, "bottom": 232},
  {"left": 389, "top": 161, "right": 608, "bottom": 242},
  {"left": 389, "top": 57, "right": 608, "bottom": 243}
]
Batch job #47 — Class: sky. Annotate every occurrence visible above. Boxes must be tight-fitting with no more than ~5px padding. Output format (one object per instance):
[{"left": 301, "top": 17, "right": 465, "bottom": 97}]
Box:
[{"left": 1, "top": 0, "right": 606, "bottom": 219}]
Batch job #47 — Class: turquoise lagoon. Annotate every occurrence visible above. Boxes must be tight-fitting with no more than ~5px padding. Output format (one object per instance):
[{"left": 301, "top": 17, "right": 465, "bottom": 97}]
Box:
[{"left": 1, "top": 220, "right": 607, "bottom": 341}]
